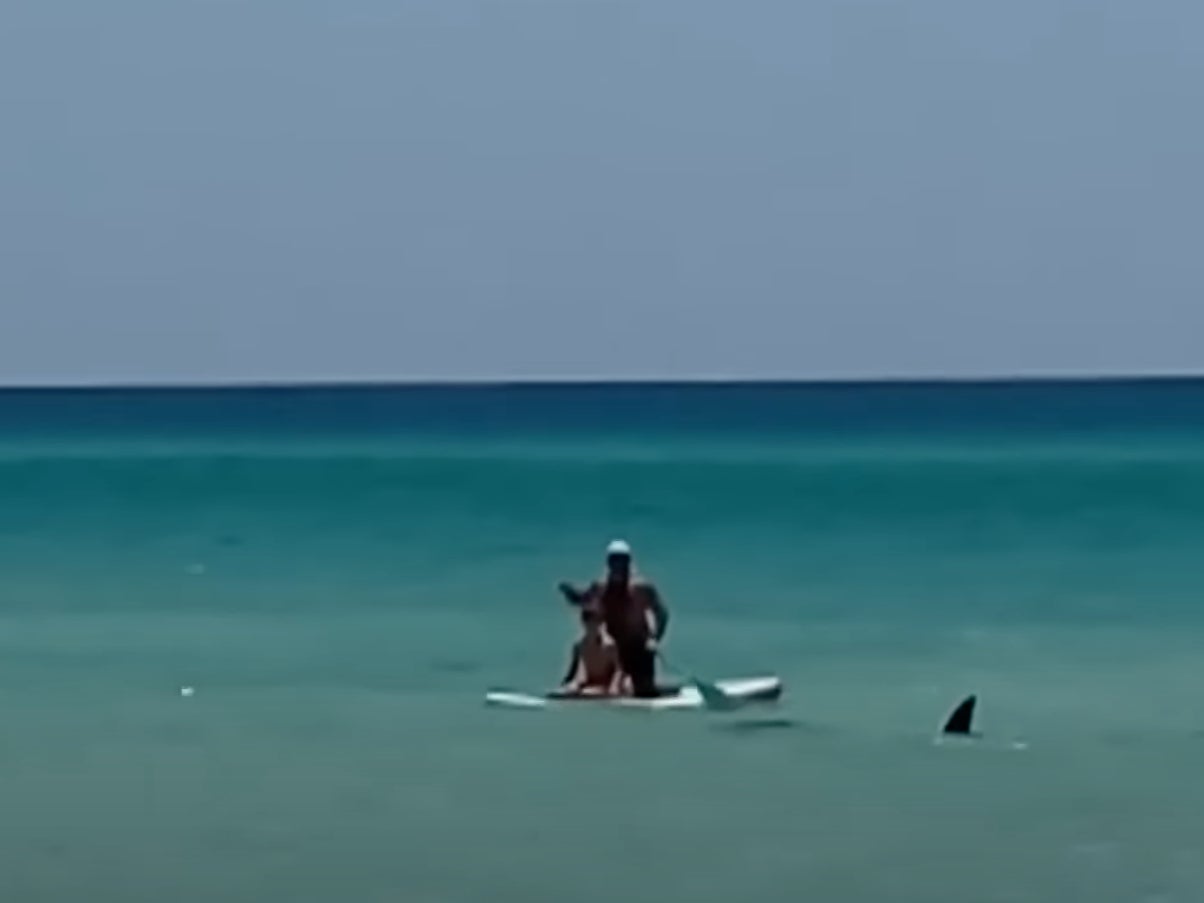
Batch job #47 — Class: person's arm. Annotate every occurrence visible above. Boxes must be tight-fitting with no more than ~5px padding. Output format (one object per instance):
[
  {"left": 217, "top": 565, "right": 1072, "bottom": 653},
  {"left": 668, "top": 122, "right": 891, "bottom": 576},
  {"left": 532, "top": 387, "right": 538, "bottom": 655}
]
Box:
[
  {"left": 560, "top": 644, "right": 583, "bottom": 687},
  {"left": 643, "top": 583, "right": 669, "bottom": 641},
  {"left": 558, "top": 582, "right": 593, "bottom": 606}
]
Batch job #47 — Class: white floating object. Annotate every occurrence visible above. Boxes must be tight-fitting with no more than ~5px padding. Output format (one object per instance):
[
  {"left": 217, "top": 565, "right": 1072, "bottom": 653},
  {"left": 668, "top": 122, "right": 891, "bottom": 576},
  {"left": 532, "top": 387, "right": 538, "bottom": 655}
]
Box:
[
  {"left": 180, "top": 686, "right": 195, "bottom": 698},
  {"left": 484, "top": 676, "right": 783, "bottom": 711}
]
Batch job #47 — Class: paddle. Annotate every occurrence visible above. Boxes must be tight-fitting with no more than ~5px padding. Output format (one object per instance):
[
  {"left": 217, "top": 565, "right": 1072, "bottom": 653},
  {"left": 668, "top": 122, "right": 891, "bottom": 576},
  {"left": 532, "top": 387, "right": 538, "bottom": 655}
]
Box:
[{"left": 655, "top": 650, "right": 743, "bottom": 712}]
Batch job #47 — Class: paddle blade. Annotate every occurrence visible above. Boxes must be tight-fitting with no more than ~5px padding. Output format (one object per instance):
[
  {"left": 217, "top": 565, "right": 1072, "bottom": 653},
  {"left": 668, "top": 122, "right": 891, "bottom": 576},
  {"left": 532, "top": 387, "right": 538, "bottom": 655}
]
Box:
[{"left": 692, "top": 678, "right": 743, "bottom": 711}]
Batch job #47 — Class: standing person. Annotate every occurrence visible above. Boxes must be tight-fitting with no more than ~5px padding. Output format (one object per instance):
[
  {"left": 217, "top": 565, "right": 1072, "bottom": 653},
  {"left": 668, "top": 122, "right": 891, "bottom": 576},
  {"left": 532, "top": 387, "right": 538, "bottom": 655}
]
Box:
[{"left": 558, "top": 540, "right": 670, "bottom": 699}]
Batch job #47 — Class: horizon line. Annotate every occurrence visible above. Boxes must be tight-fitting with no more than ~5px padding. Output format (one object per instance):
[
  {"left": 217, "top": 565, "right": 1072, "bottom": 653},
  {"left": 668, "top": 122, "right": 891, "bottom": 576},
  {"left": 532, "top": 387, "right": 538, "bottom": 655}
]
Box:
[{"left": 1, "top": 370, "right": 1203, "bottom": 392}]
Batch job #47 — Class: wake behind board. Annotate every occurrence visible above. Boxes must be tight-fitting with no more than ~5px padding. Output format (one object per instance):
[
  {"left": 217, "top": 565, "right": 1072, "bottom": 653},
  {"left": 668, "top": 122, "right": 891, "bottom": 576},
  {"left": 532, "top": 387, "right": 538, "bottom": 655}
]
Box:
[{"left": 484, "top": 676, "right": 783, "bottom": 711}]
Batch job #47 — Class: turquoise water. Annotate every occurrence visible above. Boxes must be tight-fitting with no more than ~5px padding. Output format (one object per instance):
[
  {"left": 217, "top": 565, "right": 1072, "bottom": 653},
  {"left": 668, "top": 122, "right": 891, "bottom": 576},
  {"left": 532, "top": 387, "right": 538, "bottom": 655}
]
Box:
[{"left": 2, "top": 381, "right": 1204, "bottom": 902}]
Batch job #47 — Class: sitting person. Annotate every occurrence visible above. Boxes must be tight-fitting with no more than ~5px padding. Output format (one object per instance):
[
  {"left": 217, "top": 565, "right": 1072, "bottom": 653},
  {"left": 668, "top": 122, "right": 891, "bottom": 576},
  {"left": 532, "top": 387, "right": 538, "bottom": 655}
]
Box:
[{"left": 551, "top": 605, "right": 625, "bottom": 697}]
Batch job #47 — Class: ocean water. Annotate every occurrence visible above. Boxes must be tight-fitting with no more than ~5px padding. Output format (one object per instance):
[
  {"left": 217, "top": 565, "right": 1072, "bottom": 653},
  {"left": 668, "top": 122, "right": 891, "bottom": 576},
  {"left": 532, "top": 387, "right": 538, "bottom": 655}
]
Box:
[{"left": 2, "top": 381, "right": 1204, "bottom": 902}]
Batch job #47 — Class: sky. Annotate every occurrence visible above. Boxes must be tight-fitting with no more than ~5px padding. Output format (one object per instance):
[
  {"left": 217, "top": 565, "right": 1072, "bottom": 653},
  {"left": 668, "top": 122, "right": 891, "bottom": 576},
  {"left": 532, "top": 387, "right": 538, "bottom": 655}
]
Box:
[{"left": 1, "top": 0, "right": 1202, "bottom": 385}]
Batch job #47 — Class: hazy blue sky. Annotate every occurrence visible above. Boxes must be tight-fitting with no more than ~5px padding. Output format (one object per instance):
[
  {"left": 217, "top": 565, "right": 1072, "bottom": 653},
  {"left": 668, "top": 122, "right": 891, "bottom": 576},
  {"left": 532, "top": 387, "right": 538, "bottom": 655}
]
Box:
[{"left": 2, "top": 0, "right": 1201, "bottom": 384}]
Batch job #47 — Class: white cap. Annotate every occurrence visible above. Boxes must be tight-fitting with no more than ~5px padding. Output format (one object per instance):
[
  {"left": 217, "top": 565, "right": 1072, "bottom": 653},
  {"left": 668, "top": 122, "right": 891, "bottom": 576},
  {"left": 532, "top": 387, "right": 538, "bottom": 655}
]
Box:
[{"left": 606, "top": 539, "right": 632, "bottom": 557}]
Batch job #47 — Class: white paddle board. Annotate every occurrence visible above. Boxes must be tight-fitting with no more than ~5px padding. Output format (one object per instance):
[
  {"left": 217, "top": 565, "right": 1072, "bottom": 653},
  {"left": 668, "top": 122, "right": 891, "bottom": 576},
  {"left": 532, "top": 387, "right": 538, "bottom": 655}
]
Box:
[{"left": 484, "top": 676, "right": 783, "bottom": 711}]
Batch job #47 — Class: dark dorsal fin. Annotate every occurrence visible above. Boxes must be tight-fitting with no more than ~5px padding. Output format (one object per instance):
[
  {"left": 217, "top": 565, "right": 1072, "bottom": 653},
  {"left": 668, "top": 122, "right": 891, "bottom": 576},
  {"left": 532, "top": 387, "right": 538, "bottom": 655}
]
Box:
[{"left": 942, "top": 694, "right": 977, "bottom": 735}]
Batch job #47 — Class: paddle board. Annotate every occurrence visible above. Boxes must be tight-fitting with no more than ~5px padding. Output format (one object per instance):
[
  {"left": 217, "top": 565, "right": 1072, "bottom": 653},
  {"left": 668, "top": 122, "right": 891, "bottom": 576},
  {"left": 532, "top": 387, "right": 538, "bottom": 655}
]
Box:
[{"left": 484, "top": 676, "right": 783, "bottom": 711}]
